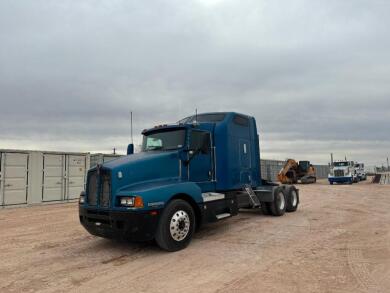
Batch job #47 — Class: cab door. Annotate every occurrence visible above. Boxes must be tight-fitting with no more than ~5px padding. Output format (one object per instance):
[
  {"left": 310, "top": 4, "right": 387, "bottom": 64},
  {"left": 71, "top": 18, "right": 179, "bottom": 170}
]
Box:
[
  {"left": 188, "top": 130, "right": 214, "bottom": 191},
  {"left": 239, "top": 139, "right": 252, "bottom": 184}
]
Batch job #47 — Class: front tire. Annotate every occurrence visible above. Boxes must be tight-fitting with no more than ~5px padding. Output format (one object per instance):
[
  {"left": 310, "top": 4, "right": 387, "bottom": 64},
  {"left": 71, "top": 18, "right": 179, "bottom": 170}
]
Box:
[{"left": 155, "top": 199, "right": 195, "bottom": 252}]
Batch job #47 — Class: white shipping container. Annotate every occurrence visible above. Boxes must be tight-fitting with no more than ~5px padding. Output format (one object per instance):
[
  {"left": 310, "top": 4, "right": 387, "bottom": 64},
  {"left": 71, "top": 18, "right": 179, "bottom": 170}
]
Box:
[
  {"left": 0, "top": 152, "right": 29, "bottom": 205},
  {"left": 0, "top": 149, "right": 90, "bottom": 207}
]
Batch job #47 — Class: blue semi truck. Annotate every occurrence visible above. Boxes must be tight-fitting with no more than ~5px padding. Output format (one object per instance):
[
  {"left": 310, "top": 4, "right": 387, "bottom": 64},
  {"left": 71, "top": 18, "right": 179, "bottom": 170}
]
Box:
[{"left": 79, "top": 112, "right": 299, "bottom": 251}]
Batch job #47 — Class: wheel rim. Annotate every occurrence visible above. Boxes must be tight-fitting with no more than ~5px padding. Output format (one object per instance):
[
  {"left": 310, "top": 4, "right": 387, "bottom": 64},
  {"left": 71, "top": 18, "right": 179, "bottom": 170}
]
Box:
[
  {"left": 277, "top": 192, "right": 285, "bottom": 210},
  {"left": 291, "top": 190, "right": 297, "bottom": 207},
  {"left": 170, "top": 210, "right": 190, "bottom": 242}
]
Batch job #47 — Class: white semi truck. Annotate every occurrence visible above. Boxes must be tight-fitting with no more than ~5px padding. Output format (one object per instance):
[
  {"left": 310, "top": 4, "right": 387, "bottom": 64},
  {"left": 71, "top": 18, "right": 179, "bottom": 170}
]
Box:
[
  {"left": 354, "top": 163, "right": 367, "bottom": 181},
  {"left": 328, "top": 160, "right": 357, "bottom": 185}
]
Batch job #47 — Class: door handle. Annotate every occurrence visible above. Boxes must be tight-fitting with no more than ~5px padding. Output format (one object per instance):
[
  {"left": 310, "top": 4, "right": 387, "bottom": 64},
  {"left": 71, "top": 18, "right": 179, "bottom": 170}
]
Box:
[{"left": 5, "top": 184, "right": 12, "bottom": 187}]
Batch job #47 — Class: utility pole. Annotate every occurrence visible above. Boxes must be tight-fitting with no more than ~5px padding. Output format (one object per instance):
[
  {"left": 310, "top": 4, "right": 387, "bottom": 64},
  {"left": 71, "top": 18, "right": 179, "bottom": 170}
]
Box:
[
  {"left": 130, "top": 111, "right": 134, "bottom": 144},
  {"left": 113, "top": 147, "right": 116, "bottom": 155},
  {"left": 387, "top": 157, "right": 389, "bottom": 171}
]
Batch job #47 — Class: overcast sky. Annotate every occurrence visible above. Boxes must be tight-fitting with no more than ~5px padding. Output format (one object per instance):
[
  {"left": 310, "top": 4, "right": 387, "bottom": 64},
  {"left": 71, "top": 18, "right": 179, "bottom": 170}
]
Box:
[{"left": 0, "top": 0, "right": 389, "bottom": 165}]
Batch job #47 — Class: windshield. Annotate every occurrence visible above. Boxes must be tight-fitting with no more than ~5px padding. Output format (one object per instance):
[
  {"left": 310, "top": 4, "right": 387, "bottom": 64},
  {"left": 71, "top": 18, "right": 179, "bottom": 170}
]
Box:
[
  {"left": 334, "top": 162, "right": 348, "bottom": 167},
  {"left": 142, "top": 129, "right": 185, "bottom": 152}
]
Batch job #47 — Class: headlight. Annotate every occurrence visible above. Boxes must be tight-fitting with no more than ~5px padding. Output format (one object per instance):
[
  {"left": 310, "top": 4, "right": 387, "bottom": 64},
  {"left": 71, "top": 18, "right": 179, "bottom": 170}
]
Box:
[
  {"left": 120, "top": 197, "right": 135, "bottom": 206},
  {"left": 119, "top": 196, "right": 144, "bottom": 208},
  {"left": 79, "top": 191, "right": 86, "bottom": 204}
]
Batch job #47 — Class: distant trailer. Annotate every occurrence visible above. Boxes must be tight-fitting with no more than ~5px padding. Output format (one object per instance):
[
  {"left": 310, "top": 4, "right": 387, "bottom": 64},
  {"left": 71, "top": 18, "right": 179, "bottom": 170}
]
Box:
[{"left": 0, "top": 149, "right": 90, "bottom": 207}]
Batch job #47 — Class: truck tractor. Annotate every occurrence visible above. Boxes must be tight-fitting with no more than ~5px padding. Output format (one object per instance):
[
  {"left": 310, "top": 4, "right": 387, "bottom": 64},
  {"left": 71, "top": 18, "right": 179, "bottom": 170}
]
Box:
[
  {"left": 79, "top": 112, "right": 300, "bottom": 251},
  {"left": 277, "top": 159, "right": 317, "bottom": 184},
  {"left": 328, "top": 160, "right": 357, "bottom": 185},
  {"left": 354, "top": 163, "right": 367, "bottom": 181}
]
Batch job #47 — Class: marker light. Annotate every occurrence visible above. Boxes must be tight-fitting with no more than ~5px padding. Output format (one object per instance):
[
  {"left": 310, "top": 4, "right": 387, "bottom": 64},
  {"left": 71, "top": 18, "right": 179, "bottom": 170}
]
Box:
[{"left": 79, "top": 191, "right": 86, "bottom": 204}]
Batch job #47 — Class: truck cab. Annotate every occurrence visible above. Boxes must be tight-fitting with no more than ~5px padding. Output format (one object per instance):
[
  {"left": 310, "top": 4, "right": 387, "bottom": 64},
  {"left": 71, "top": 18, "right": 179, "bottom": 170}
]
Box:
[
  {"left": 328, "top": 160, "right": 356, "bottom": 184},
  {"left": 79, "top": 112, "right": 299, "bottom": 251},
  {"left": 354, "top": 163, "right": 367, "bottom": 181}
]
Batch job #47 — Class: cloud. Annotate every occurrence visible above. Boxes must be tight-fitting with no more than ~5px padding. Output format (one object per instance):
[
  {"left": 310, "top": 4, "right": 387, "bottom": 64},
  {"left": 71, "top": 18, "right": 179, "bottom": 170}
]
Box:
[{"left": 0, "top": 0, "right": 389, "bottom": 165}]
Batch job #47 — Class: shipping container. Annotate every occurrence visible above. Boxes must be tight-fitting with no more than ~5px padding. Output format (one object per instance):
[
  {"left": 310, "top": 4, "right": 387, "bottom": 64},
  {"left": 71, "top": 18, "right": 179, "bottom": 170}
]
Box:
[{"left": 0, "top": 149, "right": 89, "bottom": 207}]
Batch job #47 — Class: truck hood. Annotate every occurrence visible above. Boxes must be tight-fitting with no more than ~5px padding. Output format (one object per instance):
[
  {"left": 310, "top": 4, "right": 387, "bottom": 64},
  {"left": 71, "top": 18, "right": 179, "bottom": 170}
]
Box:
[{"left": 102, "top": 151, "right": 181, "bottom": 190}]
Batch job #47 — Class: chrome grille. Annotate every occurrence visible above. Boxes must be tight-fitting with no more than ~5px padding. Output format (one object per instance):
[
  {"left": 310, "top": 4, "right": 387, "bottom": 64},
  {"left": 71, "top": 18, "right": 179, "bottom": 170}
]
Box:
[
  {"left": 334, "top": 170, "right": 345, "bottom": 177},
  {"left": 99, "top": 172, "right": 111, "bottom": 208},
  {"left": 87, "top": 169, "right": 111, "bottom": 207},
  {"left": 87, "top": 170, "right": 98, "bottom": 205}
]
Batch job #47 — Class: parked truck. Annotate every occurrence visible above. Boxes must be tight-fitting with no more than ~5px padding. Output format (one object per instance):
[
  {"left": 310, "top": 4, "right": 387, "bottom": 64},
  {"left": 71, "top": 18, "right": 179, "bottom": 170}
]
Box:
[
  {"left": 354, "top": 163, "right": 367, "bottom": 181},
  {"left": 328, "top": 160, "right": 357, "bottom": 184},
  {"left": 79, "top": 112, "right": 300, "bottom": 251}
]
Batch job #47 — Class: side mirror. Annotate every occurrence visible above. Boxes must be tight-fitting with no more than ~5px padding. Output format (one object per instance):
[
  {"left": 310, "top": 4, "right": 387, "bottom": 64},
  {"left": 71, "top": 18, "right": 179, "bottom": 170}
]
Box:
[{"left": 127, "top": 144, "right": 134, "bottom": 155}]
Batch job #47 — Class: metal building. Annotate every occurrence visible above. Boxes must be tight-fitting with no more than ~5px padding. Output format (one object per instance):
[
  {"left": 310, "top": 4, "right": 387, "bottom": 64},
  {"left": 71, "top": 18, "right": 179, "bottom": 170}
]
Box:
[{"left": 0, "top": 150, "right": 89, "bottom": 207}]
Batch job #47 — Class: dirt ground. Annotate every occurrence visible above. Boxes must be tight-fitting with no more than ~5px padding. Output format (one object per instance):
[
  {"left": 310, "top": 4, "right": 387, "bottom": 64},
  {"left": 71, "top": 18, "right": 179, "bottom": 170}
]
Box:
[{"left": 0, "top": 180, "right": 389, "bottom": 293}]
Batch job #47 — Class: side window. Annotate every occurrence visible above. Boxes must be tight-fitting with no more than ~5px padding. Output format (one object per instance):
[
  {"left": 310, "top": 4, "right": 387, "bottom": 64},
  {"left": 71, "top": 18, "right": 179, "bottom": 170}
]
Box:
[
  {"left": 190, "top": 131, "right": 211, "bottom": 154},
  {"left": 233, "top": 115, "right": 249, "bottom": 127}
]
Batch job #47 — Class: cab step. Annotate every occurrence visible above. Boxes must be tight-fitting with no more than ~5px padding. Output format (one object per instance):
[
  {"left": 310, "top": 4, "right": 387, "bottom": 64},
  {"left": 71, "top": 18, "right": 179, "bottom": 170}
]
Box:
[
  {"left": 244, "top": 185, "right": 261, "bottom": 208},
  {"left": 216, "top": 213, "right": 231, "bottom": 220}
]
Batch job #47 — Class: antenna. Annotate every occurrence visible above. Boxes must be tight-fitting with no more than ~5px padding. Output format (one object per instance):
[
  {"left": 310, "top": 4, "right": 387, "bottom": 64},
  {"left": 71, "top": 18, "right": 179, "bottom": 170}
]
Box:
[{"left": 130, "top": 111, "right": 134, "bottom": 144}]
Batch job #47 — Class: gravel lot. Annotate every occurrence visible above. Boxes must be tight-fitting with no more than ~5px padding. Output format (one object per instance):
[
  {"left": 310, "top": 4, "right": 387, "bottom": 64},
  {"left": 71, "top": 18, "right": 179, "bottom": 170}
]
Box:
[{"left": 0, "top": 180, "right": 389, "bottom": 293}]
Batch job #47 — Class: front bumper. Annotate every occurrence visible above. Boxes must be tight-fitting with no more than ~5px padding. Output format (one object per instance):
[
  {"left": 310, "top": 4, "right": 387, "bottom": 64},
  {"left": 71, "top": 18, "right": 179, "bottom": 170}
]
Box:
[
  {"left": 79, "top": 206, "right": 160, "bottom": 242},
  {"left": 328, "top": 176, "right": 353, "bottom": 183}
]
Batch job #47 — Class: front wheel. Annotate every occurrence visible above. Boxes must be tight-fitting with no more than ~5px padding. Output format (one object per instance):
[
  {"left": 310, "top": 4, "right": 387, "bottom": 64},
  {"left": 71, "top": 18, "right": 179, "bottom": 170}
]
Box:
[{"left": 155, "top": 199, "right": 195, "bottom": 252}]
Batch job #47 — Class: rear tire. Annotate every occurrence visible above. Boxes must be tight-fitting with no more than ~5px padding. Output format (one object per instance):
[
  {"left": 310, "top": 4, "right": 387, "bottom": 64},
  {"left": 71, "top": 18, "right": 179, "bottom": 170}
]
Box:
[
  {"left": 270, "top": 187, "right": 286, "bottom": 217},
  {"left": 155, "top": 199, "right": 195, "bottom": 252},
  {"left": 285, "top": 186, "right": 299, "bottom": 212}
]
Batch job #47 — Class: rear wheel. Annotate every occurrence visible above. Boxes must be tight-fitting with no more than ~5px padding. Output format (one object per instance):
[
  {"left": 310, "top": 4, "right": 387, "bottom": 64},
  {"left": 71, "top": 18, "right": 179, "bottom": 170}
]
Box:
[
  {"left": 286, "top": 186, "right": 299, "bottom": 212},
  {"left": 270, "top": 187, "right": 286, "bottom": 217},
  {"left": 155, "top": 199, "right": 195, "bottom": 252}
]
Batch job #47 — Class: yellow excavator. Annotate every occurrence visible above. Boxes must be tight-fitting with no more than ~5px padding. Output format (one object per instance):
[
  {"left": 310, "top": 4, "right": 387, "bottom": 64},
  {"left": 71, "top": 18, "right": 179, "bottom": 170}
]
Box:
[{"left": 278, "top": 159, "right": 317, "bottom": 184}]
